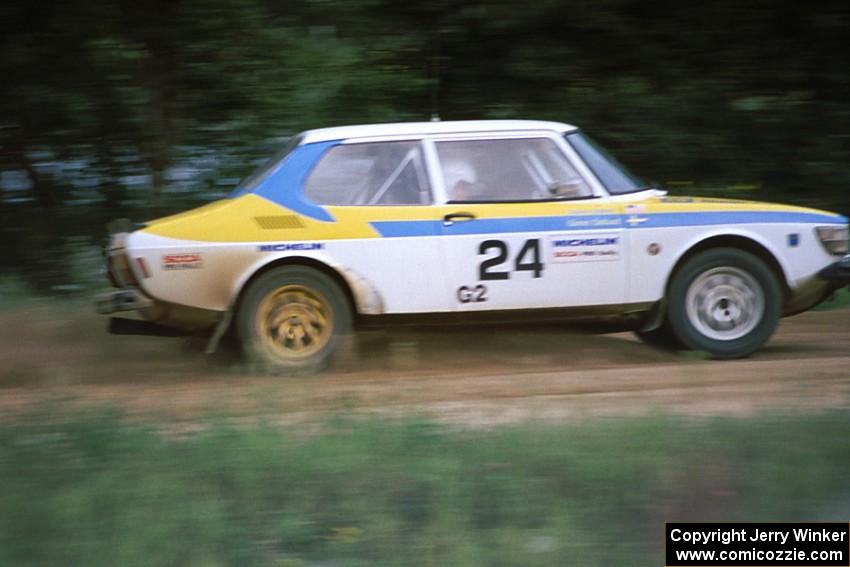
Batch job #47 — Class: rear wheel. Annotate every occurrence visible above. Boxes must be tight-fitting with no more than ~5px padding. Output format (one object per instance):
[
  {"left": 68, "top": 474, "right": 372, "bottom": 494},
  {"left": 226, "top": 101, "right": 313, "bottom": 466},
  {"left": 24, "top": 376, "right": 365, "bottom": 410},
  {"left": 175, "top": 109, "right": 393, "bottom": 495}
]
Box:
[
  {"left": 237, "top": 266, "right": 351, "bottom": 373},
  {"left": 667, "top": 248, "right": 781, "bottom": 359}
]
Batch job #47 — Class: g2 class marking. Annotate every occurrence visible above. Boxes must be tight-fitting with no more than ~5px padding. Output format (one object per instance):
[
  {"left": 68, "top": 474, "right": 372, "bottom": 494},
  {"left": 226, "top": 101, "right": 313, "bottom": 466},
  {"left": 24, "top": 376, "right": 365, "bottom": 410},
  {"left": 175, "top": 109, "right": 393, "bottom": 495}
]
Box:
[{"left": 457, "top": 284, "right": 488, "bottom": 303}]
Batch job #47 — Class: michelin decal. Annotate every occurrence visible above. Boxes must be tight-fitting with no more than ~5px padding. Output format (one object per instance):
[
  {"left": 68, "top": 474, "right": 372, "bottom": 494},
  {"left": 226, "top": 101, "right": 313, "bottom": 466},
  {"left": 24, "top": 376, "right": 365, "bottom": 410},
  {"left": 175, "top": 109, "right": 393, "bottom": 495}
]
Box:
[
  {"left": 257, "top": 242, "right": 325, "bottom": 252},
  {"left": 551, "top": 234, "right": 621, "bottom": 262}
]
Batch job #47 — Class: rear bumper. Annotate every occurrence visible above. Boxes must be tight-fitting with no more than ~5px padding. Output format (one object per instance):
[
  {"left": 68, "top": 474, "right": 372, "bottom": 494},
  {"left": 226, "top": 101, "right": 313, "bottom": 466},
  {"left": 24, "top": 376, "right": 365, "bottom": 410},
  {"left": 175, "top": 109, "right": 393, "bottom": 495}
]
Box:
[
  {"left": 818, "top": 254, "right": 850, "bottom": 285},
  {"left": 94, "top": 289, "right": 154, "bottom": 314}
]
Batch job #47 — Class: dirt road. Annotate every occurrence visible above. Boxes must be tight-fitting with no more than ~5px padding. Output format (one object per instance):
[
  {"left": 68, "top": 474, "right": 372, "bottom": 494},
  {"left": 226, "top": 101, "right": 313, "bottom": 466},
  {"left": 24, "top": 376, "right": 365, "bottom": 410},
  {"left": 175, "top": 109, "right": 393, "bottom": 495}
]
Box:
[{"left": 1, "top": 302, "right": 848, "bottom": 425}]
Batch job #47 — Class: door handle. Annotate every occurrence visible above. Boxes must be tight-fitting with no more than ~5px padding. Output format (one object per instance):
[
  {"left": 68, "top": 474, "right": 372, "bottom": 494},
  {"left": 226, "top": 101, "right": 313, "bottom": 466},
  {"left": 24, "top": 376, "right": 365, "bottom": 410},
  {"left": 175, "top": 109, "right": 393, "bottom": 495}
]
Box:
[{"left": 443, "top": 212, "right": 476, "bottom": 227}]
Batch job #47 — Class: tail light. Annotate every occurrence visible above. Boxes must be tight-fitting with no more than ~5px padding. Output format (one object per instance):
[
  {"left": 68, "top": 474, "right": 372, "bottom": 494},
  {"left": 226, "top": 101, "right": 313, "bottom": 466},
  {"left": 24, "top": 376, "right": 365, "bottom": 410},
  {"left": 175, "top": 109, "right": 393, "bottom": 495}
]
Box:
[
  {"left": 109, "top": 253, "right": 139, "bottom": 287},
  {"left": 135, "top": 257, "right": 151, "bottom": 279}
]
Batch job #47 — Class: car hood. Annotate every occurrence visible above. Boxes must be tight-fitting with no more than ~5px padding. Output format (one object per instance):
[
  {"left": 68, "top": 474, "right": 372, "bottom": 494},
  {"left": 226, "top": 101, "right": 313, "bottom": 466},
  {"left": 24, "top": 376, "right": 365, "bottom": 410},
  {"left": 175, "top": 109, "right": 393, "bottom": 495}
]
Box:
[{"left": 635, "top": 196, "right": 847, "bottom": 224}]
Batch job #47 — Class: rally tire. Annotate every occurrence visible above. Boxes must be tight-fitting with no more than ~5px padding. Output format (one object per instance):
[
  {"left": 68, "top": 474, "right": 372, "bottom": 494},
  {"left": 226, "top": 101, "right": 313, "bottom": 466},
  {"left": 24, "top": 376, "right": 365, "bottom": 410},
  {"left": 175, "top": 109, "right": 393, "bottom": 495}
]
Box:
[
  {"left": 237, "top": 266, "right": 351, "bottom": 374},
  {"left": 667, "top": 248, "right": 782, "bottom": 359}
]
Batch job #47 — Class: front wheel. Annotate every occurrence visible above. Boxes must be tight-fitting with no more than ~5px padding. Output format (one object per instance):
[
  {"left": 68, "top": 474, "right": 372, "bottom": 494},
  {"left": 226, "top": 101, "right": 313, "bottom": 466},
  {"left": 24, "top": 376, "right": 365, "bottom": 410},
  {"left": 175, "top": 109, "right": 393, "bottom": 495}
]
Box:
[
  {"left": 667, "top": 248, "right": 782, "bottom": 359},
  {"left": 237, "top": 266, "right": 351, "bottom": 373}
]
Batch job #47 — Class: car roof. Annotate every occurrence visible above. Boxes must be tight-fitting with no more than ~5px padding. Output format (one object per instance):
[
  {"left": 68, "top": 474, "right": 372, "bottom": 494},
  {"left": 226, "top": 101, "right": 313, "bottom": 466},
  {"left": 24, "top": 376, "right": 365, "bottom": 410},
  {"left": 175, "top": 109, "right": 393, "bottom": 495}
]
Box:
[{"left": 300, "top": 120, "right": 577, "bottom": 144}]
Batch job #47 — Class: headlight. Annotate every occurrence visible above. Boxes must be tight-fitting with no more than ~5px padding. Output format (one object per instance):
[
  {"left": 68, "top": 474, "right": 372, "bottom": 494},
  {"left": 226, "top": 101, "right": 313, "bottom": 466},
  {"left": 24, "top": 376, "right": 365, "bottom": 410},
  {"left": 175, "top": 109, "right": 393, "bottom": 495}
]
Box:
[{"left": 815, "top": 225, "right": 850, "bottom": 256}]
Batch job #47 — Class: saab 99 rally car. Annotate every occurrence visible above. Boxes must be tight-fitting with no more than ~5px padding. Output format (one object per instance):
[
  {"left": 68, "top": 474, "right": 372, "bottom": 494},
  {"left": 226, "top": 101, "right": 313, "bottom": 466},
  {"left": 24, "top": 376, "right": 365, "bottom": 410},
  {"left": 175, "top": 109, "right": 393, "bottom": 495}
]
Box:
[{"left": 96, "top": 120, "right": 850, "bottom": 371}]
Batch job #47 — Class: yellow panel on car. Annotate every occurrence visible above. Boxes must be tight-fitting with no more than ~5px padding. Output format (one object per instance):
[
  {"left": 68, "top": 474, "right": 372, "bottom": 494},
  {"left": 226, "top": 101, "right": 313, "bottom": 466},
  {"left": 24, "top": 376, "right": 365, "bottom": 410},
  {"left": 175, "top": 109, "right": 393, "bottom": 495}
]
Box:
[{"left": 142, "top": 194, "right": 384, "bottom": 242}]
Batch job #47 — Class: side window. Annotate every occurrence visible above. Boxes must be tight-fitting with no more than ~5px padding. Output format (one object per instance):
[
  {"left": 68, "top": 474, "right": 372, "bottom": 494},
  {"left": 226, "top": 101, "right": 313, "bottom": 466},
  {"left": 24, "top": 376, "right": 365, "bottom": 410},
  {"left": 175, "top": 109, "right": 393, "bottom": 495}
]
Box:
[
  {"left": 436, "top": 138, "right": 592, "bottom": 202},
  {"left": 304, "top": 141, "right": 431, "bottom": 206}
]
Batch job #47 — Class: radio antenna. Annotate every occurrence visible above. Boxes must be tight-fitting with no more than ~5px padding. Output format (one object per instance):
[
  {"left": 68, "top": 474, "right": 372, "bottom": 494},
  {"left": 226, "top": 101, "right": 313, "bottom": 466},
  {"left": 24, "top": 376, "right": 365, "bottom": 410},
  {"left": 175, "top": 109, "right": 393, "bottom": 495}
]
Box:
[{"left": 430, "top": 27, "right": 441, "bottom": 122}]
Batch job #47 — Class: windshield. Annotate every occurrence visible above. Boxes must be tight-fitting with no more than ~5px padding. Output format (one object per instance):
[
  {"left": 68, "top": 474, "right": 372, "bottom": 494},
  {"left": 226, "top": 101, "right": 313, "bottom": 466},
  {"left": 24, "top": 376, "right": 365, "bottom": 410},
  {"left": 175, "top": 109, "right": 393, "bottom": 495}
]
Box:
[
  {"left": 229, "top": 135, "right": 303, "bottom": 197},
  {"left": 565, "top": 131, "right": 648, "bottom": 195}
]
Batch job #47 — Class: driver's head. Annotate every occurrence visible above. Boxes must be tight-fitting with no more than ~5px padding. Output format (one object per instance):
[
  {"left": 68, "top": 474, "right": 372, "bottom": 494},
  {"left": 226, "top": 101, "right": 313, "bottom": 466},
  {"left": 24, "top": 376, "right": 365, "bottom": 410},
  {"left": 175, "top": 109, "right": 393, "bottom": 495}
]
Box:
[{"left": 442, "top": 157, "right": 477, "bottom": 200}]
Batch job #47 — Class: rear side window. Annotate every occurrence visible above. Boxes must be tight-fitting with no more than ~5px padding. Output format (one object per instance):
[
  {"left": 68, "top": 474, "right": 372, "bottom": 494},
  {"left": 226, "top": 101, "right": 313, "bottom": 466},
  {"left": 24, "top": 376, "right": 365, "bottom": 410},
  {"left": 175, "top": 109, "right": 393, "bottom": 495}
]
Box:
[
  {"left": 304, "top": 141, "right": 431, "bottom": 206},
  {"left": 436, "top": 137, "right": 592, "bottom": 202},
  {"left": 231, "top": 135, "right": 302, "bottom": 197}
]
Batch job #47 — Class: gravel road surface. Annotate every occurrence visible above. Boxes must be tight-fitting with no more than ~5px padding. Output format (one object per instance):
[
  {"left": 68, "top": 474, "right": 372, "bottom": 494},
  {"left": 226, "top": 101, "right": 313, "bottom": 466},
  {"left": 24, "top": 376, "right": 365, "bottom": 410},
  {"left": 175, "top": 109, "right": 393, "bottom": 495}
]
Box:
[{"left": 2, "top": 304, "right": 847, "bottom": 425}]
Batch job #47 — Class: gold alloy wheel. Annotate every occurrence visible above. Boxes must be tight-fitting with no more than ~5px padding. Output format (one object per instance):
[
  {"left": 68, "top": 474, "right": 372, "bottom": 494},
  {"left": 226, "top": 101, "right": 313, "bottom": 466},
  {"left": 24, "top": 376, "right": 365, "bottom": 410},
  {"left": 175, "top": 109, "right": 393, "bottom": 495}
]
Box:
[{"left": 255, "top": 284, "right": 334, "bottom": 361}]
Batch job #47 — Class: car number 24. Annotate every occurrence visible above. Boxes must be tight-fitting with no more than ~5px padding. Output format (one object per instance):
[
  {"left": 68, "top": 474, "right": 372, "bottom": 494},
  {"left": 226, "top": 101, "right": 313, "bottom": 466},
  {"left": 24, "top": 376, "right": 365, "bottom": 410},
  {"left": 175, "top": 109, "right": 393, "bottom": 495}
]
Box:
[{"left": 457, "top": 238, "right": 545, "bottom": 304}]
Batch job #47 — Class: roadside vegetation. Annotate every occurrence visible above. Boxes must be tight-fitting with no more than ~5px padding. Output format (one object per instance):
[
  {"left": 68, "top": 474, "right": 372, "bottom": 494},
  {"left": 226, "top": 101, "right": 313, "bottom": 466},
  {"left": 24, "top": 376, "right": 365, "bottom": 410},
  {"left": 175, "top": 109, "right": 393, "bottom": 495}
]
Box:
[
  {"left": 3, "top": 1, "right": 850, "bottom": 291},
  {"left": 816, "top": 287, "right": 850, "bottom": 310},
  {"left": 2, "top": 409, "right": 849, "bottom": 567}
]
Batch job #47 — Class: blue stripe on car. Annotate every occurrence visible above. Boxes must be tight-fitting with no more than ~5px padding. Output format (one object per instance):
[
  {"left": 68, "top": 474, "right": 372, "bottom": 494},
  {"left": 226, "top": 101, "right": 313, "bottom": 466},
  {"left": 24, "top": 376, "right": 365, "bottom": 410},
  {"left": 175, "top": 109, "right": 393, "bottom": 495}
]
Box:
[
  {"left": 371, "top": 215, "right": 611, "bottom": 237},
  {"left": 370, "top": 211, "right": 846, "bottom": 238},
  {"left": 252, "top": 140, "right": 340, "bottom": 222},
  {"left": 635, "top": 211, "right": 845, "bottom": 228}
]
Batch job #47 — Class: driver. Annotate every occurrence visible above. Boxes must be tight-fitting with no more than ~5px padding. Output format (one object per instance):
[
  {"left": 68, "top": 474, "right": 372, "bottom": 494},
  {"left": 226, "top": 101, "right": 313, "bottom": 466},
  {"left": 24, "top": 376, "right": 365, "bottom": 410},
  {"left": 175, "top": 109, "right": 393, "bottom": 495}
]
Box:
[{"left": 442, "top": 157, "right": 479, "bottom": 201}]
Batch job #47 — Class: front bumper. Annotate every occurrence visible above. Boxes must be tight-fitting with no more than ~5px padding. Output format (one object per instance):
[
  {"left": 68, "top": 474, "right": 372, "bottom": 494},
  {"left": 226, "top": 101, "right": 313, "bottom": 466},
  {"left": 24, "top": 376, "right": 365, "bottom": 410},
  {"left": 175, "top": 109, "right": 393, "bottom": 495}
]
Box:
[
  {"left": 94, "top": 289, "right": 154, "bottom": 314},
  {"left": 818, "top": 254, "right": 850, "bottom": 285}
]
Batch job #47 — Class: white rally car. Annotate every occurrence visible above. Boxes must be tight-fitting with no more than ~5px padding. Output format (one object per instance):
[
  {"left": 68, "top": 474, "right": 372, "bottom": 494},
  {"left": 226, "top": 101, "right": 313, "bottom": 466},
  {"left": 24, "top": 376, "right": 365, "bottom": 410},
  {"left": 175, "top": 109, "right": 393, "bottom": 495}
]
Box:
[{"left": 96, "top": 120, "right": 850, "bottom": 371}]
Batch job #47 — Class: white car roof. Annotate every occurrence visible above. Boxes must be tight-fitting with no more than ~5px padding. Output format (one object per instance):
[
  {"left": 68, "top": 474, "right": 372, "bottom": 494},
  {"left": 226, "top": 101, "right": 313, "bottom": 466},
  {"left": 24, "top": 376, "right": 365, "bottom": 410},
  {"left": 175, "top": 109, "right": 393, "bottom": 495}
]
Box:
[{"left": 300, "top": 120, "right": 577, "bottom": 144}]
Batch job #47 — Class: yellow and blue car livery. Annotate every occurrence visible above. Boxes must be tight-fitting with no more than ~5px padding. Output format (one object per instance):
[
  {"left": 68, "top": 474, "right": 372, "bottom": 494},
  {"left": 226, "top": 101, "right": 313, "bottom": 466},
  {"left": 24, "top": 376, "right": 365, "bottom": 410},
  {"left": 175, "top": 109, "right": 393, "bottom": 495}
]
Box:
[{"left": 96, "top": 120, "right": 850, "bottom": 362}]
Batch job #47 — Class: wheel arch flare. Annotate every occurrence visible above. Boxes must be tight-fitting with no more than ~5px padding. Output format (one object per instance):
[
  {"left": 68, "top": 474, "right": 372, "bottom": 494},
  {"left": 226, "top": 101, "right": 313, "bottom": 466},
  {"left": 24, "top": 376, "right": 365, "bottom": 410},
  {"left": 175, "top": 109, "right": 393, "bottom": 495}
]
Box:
[
  {"left": 231, "top": 255, "right": 384, "bottom": 324},
  {"left": 666, "top": 233, "right": 793, "bottom": 301}
]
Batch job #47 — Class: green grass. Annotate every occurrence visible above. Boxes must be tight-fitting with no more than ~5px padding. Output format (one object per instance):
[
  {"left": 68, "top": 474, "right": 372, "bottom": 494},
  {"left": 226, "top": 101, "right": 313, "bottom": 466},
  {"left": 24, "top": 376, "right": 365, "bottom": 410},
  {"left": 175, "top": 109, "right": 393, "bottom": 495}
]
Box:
[
  {"left": 2, "top": 409, "right": 850, "bottom": 566},
  {"left": 815, "top": 286, "right": 850, "bottom": 310}
]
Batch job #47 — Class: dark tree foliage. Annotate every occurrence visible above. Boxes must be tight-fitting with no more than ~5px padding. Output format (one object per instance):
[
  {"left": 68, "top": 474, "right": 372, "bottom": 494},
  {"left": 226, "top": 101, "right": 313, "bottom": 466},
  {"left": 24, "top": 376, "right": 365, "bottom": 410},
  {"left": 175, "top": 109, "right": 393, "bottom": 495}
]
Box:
[{"left": 1, "top": 0, "right": 849, "bottom": 288}]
